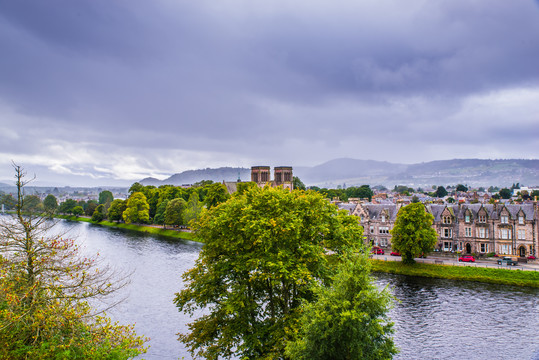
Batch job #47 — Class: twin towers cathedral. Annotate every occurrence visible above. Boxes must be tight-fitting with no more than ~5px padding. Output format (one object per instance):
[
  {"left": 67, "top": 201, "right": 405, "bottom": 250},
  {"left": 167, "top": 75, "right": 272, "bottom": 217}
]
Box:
[{"left": 250, "top": 166, "right": 293, "bottom": 190}]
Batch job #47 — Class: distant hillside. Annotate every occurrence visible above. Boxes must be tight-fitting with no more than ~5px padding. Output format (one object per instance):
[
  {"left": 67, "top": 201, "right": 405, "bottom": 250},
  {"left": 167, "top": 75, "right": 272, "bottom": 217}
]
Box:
[
  {"left": 141, "top": 167, "right": 250, "bottom": 186},
  {"left": 139, "top": 159, "right": 539, "bottom": 188}
]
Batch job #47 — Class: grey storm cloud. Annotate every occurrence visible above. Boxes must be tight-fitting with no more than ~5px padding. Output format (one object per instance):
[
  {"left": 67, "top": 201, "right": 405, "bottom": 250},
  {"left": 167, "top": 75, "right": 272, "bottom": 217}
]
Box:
[{"left": 1, "top": 0, "right": 539, "bottom": 185}]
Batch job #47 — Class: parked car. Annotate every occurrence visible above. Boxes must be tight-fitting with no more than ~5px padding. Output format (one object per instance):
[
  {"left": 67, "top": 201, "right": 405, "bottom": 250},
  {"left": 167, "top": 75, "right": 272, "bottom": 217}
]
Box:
[
  {"left": 528, "top": 255, "right": 536, "bottom": 260},
  {"left": 371, "top": 247, "right": 385, "bottom": 255},
  {"left": 390, "top": 251, "right": 401, "bottom": 256},
  {"left": 497, "top": 257, "right": 518, "bottom": 266},
  {"left": 458, "top": 255, "right": 475, "bottom": 262}
]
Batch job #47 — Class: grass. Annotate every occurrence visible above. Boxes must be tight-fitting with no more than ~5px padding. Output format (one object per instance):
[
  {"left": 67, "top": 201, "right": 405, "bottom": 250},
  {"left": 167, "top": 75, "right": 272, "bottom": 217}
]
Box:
[
  {"left": 56, "top": 215, "right": 197, "bottom": 242},
  {"left": 370, "top": 259, "right": 539, "bottom": 288}
]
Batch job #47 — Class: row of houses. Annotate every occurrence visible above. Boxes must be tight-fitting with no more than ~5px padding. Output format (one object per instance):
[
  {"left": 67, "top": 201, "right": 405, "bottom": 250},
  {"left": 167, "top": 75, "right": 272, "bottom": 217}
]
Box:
[{"left": 339, "top": 202, "right": 538, "bottom": 258}]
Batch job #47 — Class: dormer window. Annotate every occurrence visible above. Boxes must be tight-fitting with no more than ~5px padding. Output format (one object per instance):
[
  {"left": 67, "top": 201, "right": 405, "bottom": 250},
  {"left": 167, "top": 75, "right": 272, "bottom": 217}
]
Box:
[
  {"left": 381, "top": 214, "right": 386, "bottom": 222},
  {"left": 442, "top": 216, "right": 452, "bottom": 224},
  {"left": 478, "top": 215, "right": 487, "bottom": 223},
  {"left": 501, "top": 215, "right": 508, "bottom": 224},
  {"left": 518, "top": 216, "right": 524, "bottom": 225},
  {"left": 465, "top": 214, "right": 471, "bottom": 223}
]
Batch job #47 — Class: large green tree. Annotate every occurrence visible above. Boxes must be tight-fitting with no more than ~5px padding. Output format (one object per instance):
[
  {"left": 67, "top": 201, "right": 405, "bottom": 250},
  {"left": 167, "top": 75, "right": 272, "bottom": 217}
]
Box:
[
  {"left": 123, "top": 192, "right": 150, "bottom": 224},
  {"left": 183, "top": 192, "right": 203, "bottom": 226},
  {"left": 390, "top": 203, "right": 438, "bottom": 264},
  {"left": 0, "top": 164, "right": 146, "bottom": 359},
  {"left": 58, "top": 198, "right": 77, "bottom": 214},
  {"left": 98, "top": 190, "right": 114, "bottom": 206},
  {"left": 42, "top": 194, "right": 58, "bottom": 213},
  {"left": 204, "top": 182, "right": 230, "bottom": 209},
  {"left": 175, "top": 186, "right": 365, "bottom": 359},
  {"left": 285, "top": 253, "right": 397, "bottom": 360},
  {"left": 435, "top": 186, "right": 448, "bottom": 198},
  {"left": 499, "top": 188, "right": 512, "bottom": 199},
  {"left": 108, "top": 199, "right": 127, "bottom": 223},
  {"left": 164, "top": 198, "right": 187, "bottom": 227}
]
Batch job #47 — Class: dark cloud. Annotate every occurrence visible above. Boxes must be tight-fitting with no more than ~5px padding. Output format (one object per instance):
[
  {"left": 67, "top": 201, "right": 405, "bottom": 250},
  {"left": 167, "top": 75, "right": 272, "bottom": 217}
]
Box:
[{"left": 0, "top": 0, "right": 538, "bottom": 185}]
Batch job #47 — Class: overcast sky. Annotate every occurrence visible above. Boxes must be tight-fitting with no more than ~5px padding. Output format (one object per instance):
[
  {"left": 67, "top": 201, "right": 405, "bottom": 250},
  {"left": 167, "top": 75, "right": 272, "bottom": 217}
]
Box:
[{"left": 1, "top": 0, "right": 539, "bottom": 186}]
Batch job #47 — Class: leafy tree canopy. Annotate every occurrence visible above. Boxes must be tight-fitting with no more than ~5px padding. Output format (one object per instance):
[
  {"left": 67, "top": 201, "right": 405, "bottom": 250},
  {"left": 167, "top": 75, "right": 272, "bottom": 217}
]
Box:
[
  {"left": 123, "top": 192, "right": 150, "bottom": 224},
  {"left": 435, "top": 186, "right": 448, "bottom": 198},
  {"left": 390, "top": 203, "right": 438, "bottom": 264},
  {"left": 175, "top": 186, "right": 365, "bottom": 359},
  {"left": 164, "top": 198, "right": 187, "bottom": 227},
  {"left": 98, "top": 190, "right": 114, "bottom": 205},
  {"left": 292, "top": 176, "right": 306, "bottom": 191},
  {"left": 499, "top": 188, "right": 512, "bottom": 199},
  {"left": 43, "top": 194, "right": 58, "bottom": 213},
  {"left": 456, "top": 184, "right": 468, "bottom": 192},
  {"left": 108, "top": 199, "right": 127, "bottom": 223},
  {"left": 285, "top": 253, "right": 397, "bottom": 360},
  {"left": 204, "top": 182, "right": 231, "bottom": 209}
]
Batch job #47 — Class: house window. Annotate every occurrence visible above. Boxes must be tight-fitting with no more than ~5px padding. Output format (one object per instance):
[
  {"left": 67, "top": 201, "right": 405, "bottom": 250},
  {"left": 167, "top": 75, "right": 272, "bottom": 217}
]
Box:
[
  {"left": 465, "top": 227, "right": 472, "bottom": 237},
  {"left": 500, "top": 244, "right": 511, "bottom": 255},
  {"left": 381, "top": 214, "right": 386, "bottom": 222},
  {"left": 518, "top": 216, "right": 524, "bottom": 225},
  {"left": 379, "top": 226, "right": 389, "bottom": 234},
  {"left": 465, "top": 214, "right": 471, "bottom": 223},
  {"left": 478, "top": 228, "right": 489, "bottom": 238},
  {"left": 380, "top": 238, "right": 388, "bottom": 247},
  {"left": 480, "top": 243, "right": 488, "bottom": 253},
  {"left": 443, "top": 228, "right": 452, "bottom": 238},
  {"left": 370, "top": 226, "right": 374, "bottom": 234},
  {"left": 442, "top": 216, "right": 452, "bottom": 224},
  {"left": 499, "top": 229, "right": 511, "bottom": 239},
  {"left": 501, "top": 215, "right": 508, "bottom": 224},
  {"left": 478, "top": 215, "right": 486, "bottom": 223},
  {"left": 518, "top": 229, "right": 526, "bottom": 240},
  {"left": 443, "top": 241, "right": 452, "bottom": 251}
]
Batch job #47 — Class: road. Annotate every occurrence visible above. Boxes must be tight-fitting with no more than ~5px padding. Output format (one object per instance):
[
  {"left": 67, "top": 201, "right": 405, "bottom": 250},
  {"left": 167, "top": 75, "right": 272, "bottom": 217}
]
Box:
[{"left": 371, "top": 253, "right": 539, "bottom": 272}]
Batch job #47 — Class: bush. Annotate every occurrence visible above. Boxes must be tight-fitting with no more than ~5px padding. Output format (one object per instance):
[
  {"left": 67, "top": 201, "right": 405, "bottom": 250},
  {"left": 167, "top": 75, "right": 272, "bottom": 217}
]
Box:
[{"left": 486, "top": 252, "right": 496, "bottom": 257}]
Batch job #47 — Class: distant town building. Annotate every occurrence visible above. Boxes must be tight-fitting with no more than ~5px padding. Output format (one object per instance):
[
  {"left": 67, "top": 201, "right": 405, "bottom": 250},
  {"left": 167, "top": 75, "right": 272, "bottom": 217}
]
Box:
[
  {"left": 341, "top": 202, "right": 538, "bottom": 258},
  {"left": 251, "top": 166, "right": 293, "bottom": 190}
]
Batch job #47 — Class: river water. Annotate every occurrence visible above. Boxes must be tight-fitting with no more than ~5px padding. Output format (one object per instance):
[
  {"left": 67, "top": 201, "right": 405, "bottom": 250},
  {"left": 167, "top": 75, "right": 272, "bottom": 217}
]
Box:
[{"left": 58, "top": 221, "right": 538, "bottom": 360}]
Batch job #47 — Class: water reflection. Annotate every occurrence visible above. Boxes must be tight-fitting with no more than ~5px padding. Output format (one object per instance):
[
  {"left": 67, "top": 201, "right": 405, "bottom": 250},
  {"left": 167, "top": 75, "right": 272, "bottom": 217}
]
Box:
[
  {"left": 374, "top": 273, "right": 539, "bottom": 360},
  {"left": 51, "top": 221, "right": 539, "bottom": 360}
]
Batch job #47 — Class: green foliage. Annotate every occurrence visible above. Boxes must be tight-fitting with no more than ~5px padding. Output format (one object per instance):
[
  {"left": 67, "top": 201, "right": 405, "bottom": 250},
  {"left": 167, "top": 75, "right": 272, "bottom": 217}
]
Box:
[
  {"left": 531, "top": 190, "right": 539, "bottom": 199},
  {"left": 411, "top": 195, "right": 420, "bottom": 203},
  {"left": 286, "top": 253, "right": 397, "bottom": 360},
  {"left": 0, "top": 164, "right": 147, "bottom": 359},
  {"left": 446, "top": 197, "right": 455, "bottom": 203},
  {"left": 123, "top": 192, "right": 150, "bottom": 224},
  {"left": 371, "top": 260, "right": 539, "bottom": 288},
  {"left": 183, "top": 192, "right": 203, "bottom": 226},
  {"left": 236, "top": 181, "right": 257, "bottom": 195},
  {"left": 153, "top": 199, "right": 169, "bottom": 226},
  {"left": 498, "top": 188, "right": 512, "bottom": 199},
  {"left": 22, "top": 195, "right": 43, "bottom": 213},
  {"left": 0, "top": 194, "right": 16, "bottom": 210},
  {"left": 292, "top": 176, "right": 306, "bottom": 191},
  {"left": 84, "top": 200, "right": 98, "bottom": 217},
  {"left": 42, "top": 194, "right": 58, "bottom": 213},
  {"left": 98, "top": 190, "right": 114, "bottom": 205},
  {"left": 164, "top": 198, "right": 187, "bottom": 227},
  {"left": 456, "top": 184, "right": 468, "bottom": 192},
  {"left": 91, "top": 204, "right": 106, "bottom": 222},
  {"left": 72, "top": 206, "right": 84, "bottom": 217},
  {"left": 390, "top": 203, "right": 438, "bottom": 265},
  {"left": 107, "top": 199, "right": 127, "bottom": 223},
  {"left": 175, "top": 186, "right": 365, "bottom": 359},
  {"left": 204, "top": 182, "right": 230, "bottom": 208},
  {"left": 345, "top": 185, "right": 373, "bottom": 201},
  {"left": 435, "top": 186, "right": 448, "bottom": 198},
  {"left": 58, "top": 199, "right": 77, "bottom": 214}
]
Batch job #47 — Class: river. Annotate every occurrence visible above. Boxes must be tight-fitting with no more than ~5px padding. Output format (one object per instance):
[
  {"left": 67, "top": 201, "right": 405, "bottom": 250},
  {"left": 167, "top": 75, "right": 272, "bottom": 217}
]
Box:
[{"left": 59, "top": 220, "right": 538, "bottom": 360}]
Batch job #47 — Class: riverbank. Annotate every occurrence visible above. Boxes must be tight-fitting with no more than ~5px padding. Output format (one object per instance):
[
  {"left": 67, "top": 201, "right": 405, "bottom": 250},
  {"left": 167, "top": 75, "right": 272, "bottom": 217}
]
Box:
[
  {"left": 56, "top": 215, "right": 197, "bottom": 242},
  {"left": 370, "top": 259, "right": 539, "bottom": 288}
]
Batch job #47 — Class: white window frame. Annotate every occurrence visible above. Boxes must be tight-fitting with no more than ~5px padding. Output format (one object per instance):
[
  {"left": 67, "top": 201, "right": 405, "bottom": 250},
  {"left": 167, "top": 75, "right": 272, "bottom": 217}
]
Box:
[
  {"left": 518, "top": 216, "right": 524, "bottom": 225},
  {"left": 465, "top": 214, "right": 471, "bottom": 223},
  {"left": 499, "top": 229, "right": 511, "bottom": 240},
  {"left": 479, "top": 215, "right": 486, "bottom": 223},
  {"left": 443, "top": 228, "right": 452, "bottom": 238},
  {"left": 501, "top": 215, "right": 508, "bottom": 224},
  {"left": 465, "top": 227, "right": 472, "bottom": 237},
  {"left": 518, "top": 229, "right": 526, "bottom": 240},
  {"left": 480, "top": 243, "right": 488, "bottom": 253}
]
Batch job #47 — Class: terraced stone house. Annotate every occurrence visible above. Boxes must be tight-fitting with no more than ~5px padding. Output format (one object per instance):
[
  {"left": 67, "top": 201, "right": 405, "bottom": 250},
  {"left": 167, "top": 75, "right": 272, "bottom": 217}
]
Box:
[{"left": 343, "top": 202, "right": 538, "bottom": 257}]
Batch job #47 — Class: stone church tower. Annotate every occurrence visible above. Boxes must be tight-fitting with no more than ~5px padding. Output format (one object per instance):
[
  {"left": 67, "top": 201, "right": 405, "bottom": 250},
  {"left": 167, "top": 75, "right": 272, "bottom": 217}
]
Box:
[{"left": 251, "top": 166, "right": 293, "bottom": 190}]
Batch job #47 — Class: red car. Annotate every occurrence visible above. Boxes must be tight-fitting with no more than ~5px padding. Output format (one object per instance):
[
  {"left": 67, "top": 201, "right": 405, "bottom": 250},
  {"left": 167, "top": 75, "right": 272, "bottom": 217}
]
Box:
[
  {"left": 459, "top": 255, "right": 475, "bottom": 262},
  {"left": 371, "top": 247, "right": 385, "bottom": 255},
  {"left": 390, "top": 251, "right": 401, "bottom": 256}
]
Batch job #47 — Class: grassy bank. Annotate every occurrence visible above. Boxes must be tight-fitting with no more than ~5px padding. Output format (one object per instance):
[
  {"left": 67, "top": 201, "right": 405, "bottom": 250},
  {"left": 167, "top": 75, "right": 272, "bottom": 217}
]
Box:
[
  {"left": 57, "top": 215, "right": 196, "bottom": 242},
  {"left": 370, "top": 260, "right": 539, "bottom": 288}
]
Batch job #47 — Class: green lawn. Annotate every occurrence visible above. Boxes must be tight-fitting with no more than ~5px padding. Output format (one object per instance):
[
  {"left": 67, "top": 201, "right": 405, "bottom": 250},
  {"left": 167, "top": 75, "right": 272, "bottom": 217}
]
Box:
[
  {"left": 57, "top": 215, "right": 196, "bottom": 241},
  {"left": 370, "top": 259, "right": 539, "bottom": 288}
]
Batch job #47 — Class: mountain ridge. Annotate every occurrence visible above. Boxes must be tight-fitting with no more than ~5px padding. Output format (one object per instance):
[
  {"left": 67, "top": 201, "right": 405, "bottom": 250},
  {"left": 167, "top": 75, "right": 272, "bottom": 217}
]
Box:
[{"left": 139, "top": 158, "right": 539, "bottom": 188}]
